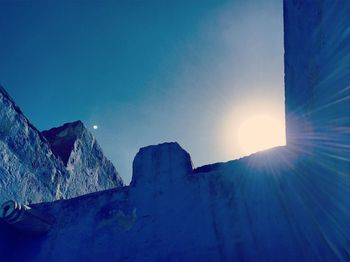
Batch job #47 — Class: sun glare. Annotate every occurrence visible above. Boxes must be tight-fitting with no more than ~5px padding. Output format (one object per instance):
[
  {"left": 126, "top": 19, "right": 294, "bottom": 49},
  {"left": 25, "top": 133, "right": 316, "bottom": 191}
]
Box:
[{"left": 237, "top": 114, "right": 285, "bottom": 154}]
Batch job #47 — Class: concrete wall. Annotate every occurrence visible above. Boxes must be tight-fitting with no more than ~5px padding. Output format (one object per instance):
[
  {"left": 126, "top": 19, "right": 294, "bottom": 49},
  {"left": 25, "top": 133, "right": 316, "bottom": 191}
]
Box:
[
  {"left": 1, "top": 1, "right": 350, "bottom": 261},
  {"left": 284, "top": 0, "right": 350, "bottom": 160},
  {"left": 1, "top": 144, "right": 349, "bottom": 261}
]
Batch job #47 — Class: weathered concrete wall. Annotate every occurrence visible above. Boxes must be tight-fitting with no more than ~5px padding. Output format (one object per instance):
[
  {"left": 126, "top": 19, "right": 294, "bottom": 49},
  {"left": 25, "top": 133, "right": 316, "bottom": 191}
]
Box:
[
  {"left": 1, "top": 1, "right": 350, "bottom": 261},
  {"left": 284, "top": 2, "right": 350, "bottom": 233},
  {"left": 284, "top": 0, "right": 350, "bottom": 159},
  {"left": 1, "top": 144, "right": 349, "bottom": 261}
]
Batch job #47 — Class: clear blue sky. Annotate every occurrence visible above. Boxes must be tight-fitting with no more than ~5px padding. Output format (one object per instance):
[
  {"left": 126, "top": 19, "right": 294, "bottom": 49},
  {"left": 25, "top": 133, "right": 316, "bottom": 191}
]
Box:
[{"left": 0, "top": 0, "right": 284, "bottom": 183}]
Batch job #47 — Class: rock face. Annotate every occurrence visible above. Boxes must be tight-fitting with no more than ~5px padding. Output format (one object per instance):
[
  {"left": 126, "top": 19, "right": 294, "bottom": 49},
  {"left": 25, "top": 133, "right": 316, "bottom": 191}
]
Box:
[
  {"left": 43, "top": 121, "right": 123, "bottom": 198},
  {"left": 1, "top": 1, "right": 350, "bottom": 261},
  {"left": 0, "top": 86, "right": 68, "bottom": 204},
  {"left": 0, "top": 86, "right": 123, "bottom": 204}
]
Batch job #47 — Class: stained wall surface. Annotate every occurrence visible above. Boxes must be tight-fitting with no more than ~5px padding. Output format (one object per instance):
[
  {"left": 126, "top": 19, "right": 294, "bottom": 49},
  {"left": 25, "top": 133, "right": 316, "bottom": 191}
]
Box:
[
  {"left": 284, "top": 0, "right": 350, "bottom": 158},
  {"left": 1, "top": 1, "right": 350, "bottom": 261}
]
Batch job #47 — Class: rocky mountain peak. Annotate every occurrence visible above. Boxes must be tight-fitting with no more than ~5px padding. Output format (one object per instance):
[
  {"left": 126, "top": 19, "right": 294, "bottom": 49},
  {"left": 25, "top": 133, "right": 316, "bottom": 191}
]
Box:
[
  {"left": 0, "top": 86, "right": 124, "bottom": 203},
  {"left": 42, "top": 120, "right": 87, "bottom": 165},
  {"left": 42, "top": 120, "right": 124, "bottom": 197}
]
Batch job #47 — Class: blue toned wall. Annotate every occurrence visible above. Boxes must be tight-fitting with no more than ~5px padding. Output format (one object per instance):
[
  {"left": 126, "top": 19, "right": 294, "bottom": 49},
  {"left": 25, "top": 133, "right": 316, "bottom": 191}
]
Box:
[
  {"left": 1, "top": 1, "right": 350, "bottom": 261},
  {"left": 2, "top": 143, "right": 349, "bottom": 261},
  {"left": 284, "top": 0, "right": 350, "bottom": 158}
]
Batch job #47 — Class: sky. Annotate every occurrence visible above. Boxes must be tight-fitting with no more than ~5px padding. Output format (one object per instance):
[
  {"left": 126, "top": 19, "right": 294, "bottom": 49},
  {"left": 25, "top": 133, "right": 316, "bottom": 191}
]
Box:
[{"left": 0, "top": 0, "right": 284, "bottom": 183}]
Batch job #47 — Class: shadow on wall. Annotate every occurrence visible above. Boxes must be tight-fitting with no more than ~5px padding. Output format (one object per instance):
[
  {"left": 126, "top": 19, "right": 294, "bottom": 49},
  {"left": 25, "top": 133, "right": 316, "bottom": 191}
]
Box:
[{"left": 1, "top": 0, "right": 350, "bottom": 261}]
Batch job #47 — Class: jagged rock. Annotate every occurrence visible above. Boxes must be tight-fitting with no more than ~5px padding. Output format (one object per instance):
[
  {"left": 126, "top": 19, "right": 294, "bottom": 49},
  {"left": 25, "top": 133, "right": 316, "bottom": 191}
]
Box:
[
  {"left": 0, "top": 86, "right": 67, "bottom": 204},
  {"left": 0, "top": 86, "right": 123, "bottom": 204},
  {"left": 43, "top": 121, "right": 123, "bottom": 197},
  {"left": 2, "top": 1, "right": 350, "bottom": 260}
]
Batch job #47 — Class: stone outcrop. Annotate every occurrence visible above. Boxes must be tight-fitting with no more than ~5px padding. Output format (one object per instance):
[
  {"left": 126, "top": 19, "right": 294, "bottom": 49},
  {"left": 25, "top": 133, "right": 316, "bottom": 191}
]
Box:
[
  {"left": 0, "top": 86, "right": 123, "bottom": 204},
  {"left": 43, "top": 121, "right": 124, "bottom": 198},
  {"left": 0, "top": 86, "right": 68, "bottom": 204}
]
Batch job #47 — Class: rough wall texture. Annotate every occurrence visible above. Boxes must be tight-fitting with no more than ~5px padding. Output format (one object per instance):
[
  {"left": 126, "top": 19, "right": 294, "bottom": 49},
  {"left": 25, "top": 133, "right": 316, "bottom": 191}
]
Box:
[
  {"left": 1, "top": 0, "right": 350, "bottom": 261},
  {"left": 0, "top": 86, "right": 68, "bottom": 204},
  {"left": 43, "top": 121, "right": 124, "bottom": 198},
  {"left": 2, "top": 144, "right": 348, "bottom": 261},
  {"left": 0, "top": 87, "right": 123, "bottom": 204},
  {"left": 284, "top": 0, "right": 350, "bottom": 158}
]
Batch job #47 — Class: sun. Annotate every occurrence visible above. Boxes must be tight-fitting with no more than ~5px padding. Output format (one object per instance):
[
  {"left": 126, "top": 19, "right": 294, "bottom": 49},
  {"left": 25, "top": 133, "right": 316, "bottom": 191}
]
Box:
[{"left": 237, "top": 114, "right": 285, "bottom": 154}]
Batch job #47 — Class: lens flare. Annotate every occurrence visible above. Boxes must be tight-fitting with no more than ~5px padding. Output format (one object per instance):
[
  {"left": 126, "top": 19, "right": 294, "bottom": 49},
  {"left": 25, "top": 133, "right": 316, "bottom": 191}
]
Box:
[{"left": 237, "top": 114, "right": 285, "bottom": 154}]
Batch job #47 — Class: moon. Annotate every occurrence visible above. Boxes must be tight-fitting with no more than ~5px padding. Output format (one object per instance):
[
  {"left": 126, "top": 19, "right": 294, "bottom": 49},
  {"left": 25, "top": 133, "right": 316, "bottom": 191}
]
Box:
[{"left": 93, "top": 125, "right": 98, "bottom": 130}]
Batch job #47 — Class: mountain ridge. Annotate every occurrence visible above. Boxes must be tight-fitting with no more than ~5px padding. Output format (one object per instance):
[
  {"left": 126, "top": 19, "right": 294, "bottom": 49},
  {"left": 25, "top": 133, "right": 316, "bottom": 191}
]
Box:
[{"left": 0, "top": 86, "right": 123, "bottom": 204}]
